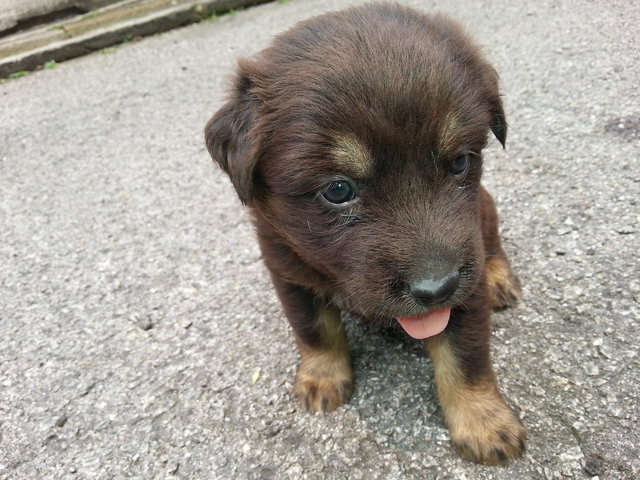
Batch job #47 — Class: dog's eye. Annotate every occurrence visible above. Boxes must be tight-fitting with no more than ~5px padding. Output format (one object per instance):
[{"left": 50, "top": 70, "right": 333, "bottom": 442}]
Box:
[
  {"left": 449, "top": 154, "right": 470, "bottom": 177},
  {"left": 321, "top": 181, "right": 357, "bottom": 205}
]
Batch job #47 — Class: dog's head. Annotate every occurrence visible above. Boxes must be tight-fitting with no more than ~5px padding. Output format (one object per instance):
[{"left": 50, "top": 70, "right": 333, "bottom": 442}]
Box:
[{"left": 206, "top": 4, "right": 506, "bottom": 323}]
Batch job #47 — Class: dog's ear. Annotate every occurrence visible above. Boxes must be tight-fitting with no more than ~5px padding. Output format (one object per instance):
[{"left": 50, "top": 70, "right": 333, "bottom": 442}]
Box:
[
  {"left": 481, "top": 63, "right": 507, "bottom": 148},
  {"left": 205, "top": 68, "right": 259, "bottom": 205},
  {"left": 490, "top": 98, "right": 507, "bottom": 148}
]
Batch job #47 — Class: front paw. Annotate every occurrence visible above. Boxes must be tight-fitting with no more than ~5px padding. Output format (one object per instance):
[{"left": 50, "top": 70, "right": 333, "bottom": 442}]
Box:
[
  {"left": 293, "top": 352, "right": 353, "bottom": 413},
  {"left": 485, "top": 256, "right": 522, "bottom": 310},
  {"left": 447, "top": 388, "right": 526, "bottom": 465}
]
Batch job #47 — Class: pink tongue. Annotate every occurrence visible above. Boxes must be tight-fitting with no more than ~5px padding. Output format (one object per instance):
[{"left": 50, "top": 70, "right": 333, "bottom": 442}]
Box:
[{"left": 396, "top": 307, "right": 451, "bottom": 339}]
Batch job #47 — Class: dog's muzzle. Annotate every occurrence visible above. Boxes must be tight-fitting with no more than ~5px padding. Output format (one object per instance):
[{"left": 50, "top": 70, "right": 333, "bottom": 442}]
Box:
[{"left": 409, "top": 269, "right": 460, "bottom": 307}]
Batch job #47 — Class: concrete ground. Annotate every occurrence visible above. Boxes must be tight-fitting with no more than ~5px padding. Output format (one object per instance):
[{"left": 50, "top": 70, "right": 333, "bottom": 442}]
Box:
[{"left": 1, "top": 0, "right": 638, "bottom": 479}]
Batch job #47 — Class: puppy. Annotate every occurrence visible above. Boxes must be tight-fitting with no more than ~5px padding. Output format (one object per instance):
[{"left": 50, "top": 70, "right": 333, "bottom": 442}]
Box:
[{"left": 205, "top": 2, "right": 526, "bottom": 465}]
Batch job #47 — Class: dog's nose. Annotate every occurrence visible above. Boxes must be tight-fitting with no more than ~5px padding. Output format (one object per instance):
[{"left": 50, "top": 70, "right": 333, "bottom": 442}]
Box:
[{"left": 409, "top": 270, "right": 460, "bottom": 307}]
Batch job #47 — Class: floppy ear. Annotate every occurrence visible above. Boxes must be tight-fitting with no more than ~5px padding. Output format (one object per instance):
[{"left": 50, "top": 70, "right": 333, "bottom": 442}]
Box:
[
  {"left": 490, "top": 98, "right": 507, "bottom": 148},
  {"left": 480, "top": 63, "right": 507, "bottom": 148},
  {"left": 204, "top": 70, "right": 259, "bottom": 205}
]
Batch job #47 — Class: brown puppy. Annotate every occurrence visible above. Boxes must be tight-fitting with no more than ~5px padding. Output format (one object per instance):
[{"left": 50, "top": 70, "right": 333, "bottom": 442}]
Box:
[{"left": 205, "top": 2, "right": 526, "bottom": 465}]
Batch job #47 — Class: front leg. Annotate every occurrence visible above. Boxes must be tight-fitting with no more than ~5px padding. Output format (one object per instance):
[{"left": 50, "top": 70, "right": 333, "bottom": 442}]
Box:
[
  {"left": 480, "top": 186, "right": 522, "bottom": 310},
  {"left": 424, "top": 300, "right": 526, "bottom": 465},
  {"left": 271, "top": 277, "right": 353, "bottom": 412}
]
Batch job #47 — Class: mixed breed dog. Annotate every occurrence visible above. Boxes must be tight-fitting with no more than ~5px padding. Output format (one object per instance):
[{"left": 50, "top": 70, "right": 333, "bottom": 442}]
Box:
[{"left": 205, "top": 2, "right": 526, "bottom": 465}]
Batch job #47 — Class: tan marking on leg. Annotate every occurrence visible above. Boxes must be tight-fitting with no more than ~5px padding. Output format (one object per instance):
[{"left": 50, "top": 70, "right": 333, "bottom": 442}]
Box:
[
  {"left": 331, "top": 134, "right": 372, "bottom": 178},
  {"left": 425, "top": 334, "right": 526, "bottom": 465},
  {"left": 294, "top": 304, "right": 353, "bottom": 412},
  {"left": 485, "top": 256, "right": 522, "bottom": 310}
]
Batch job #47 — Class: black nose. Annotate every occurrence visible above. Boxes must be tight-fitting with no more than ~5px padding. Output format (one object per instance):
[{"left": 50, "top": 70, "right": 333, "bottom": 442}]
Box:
[{"left": 409, "top": 270, "right": 460, "bottom": 307}]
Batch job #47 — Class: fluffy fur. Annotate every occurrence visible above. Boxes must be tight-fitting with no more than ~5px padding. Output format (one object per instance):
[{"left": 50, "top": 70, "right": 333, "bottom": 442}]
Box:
[{"left": 205, "top": 2, "right": 526, "bottom": 465}]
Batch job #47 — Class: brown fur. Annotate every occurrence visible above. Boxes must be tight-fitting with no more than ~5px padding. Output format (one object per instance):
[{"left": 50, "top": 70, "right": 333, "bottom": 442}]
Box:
[
  {"left": 425, "top": 334, "right": 526, "bottom": 465},
  {"left": 205, "top": 2, "right": 525, "bottom": 465},
  {"left": 294, "top": 304, "right": 353, "bottom": 412}
]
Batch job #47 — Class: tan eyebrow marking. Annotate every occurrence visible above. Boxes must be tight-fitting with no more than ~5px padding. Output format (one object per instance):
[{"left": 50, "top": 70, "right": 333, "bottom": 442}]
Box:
[
  {"left": 330, "top": 134, "right": 373, "bottom": 177},
  {"left": 439, "top": 110, "right": 461, "bottom": 152}
]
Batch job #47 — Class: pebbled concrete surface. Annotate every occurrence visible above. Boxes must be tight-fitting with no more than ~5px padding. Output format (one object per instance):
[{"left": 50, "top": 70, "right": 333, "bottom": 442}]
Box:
[{"left": 0, "top": 0, "right": 638, "bottom": 478}]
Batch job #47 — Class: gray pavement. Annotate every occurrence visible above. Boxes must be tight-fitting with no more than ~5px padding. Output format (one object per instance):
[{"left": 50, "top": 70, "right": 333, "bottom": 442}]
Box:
[{"left": 1, "top": 0, "right": 639, "bottom": 478}]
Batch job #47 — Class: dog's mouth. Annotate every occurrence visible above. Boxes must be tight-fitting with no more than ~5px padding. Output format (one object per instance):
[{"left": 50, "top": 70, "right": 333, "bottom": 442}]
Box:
[
  {"left": 395, "top": 307, "right": 451, "bottom": 339},
  {"left": 330, "top": 260, "right": 476, "bottom": 338}
]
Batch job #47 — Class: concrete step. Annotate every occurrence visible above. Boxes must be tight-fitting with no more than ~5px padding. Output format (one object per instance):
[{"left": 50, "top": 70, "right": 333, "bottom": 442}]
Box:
[{"left": 0, "top": 0, "right": 273, "bottom": 77}]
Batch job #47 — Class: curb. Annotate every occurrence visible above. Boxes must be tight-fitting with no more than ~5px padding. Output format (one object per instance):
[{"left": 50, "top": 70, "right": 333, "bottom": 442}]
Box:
[{"left": 0, "top": 0, "right": 274, "bottom": 77}]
